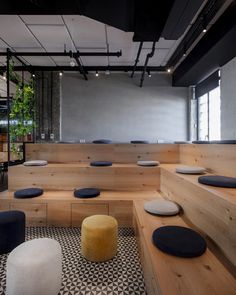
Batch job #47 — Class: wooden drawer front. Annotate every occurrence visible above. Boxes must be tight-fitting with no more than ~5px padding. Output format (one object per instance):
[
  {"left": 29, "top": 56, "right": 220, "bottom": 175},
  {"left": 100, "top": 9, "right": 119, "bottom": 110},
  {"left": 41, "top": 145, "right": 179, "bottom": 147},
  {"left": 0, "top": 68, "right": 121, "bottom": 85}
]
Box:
[
  {"left": 47, "top": 202, "right": 71, "bottom": 227},
  {"left": 72, "top": 203, "right": 108, "bottom": 227},
  {"left": 10, "top": 203, "right": 47, "bottom": 226},
  {"left": 109, "top": 201, "right": 133, "bottom": 227},
  {"left": 0, "top": 202, "right": 10, "bottom": 212}
]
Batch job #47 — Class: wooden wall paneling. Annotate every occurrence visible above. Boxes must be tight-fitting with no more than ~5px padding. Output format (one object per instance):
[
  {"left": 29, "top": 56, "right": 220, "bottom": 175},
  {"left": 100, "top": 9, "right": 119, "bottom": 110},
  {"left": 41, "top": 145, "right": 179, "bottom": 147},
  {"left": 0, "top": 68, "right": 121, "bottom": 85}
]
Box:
[
  {"left": 47, "top": 202, "right": 71, "bottom": 227},
  {"left": 71, "top": 203, "right": 109, "bottom": 226},
  {"left": 10, "top": 203, "right": 47, "bottom": 226},
  {"left": 179, "top": 144, "right": 236, "bottom": 177},
  {"left": 0, "top": 202, "right": 10, "bottom": 211},
  {"left": 109, "top": 200, "right": 133, "bottom": 227},
  {"left": 160, "top": 167, "right": 236, "bottom": 266}
]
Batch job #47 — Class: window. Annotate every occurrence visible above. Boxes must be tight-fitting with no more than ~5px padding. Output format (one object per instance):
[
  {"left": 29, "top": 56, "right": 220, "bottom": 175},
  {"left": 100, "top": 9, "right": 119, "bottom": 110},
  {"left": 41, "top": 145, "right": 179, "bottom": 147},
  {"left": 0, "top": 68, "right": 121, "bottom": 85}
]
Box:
[{"left": 196, "top": 71, "right": 221, "bottom": 140}]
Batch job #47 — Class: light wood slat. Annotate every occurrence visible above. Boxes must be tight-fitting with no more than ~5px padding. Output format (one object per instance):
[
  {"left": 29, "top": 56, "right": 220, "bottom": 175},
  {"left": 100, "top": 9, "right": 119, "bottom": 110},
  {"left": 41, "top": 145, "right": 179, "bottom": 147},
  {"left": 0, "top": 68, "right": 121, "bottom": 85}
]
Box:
[
  {"left": 180, "top": 144, "right": 236, "bottom": 177},
  {"left": 47, "top": 202, "right": 71, "bottom": 227},
  {"left": 8, "top": 164, "right": 160, "bottom": 191},
  {"left": 10, "top": 203, "right": 47, "bottom": 226},
  {"left": 134, "top": 200, "right": 236, "bottom": 295},
  {"left": 0, "top": 202, "right": 9, "bottom": 211},
  {"left": 160, "top": 164, "right": 236, "bottom": 266},
  {"left": 71, "top": 203, "right": 108, "bottom": 226},
  {"left": 25, "top": 143, "right": 179, "bottom": 163},
  {"left": 109, "top": 200, "right": 133, "bottom": 227}
]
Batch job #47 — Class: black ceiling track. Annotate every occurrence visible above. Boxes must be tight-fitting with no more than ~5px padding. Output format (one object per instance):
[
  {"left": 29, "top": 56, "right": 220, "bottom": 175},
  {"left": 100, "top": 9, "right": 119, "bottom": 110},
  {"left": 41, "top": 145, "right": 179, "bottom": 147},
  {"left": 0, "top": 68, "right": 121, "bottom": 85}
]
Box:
[
  {"left": 0, "top": 51, "right": 122, "bottom": 57},
  {"left": 172, "top": 1, "right": 236, "bottom": 86}
]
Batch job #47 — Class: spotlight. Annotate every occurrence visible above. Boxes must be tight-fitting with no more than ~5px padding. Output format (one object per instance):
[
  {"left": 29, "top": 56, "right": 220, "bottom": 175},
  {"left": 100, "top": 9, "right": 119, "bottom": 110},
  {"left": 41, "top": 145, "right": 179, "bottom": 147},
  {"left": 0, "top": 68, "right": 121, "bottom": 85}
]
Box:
[
  {"left": 70, "top": 58, "right": 76, "bottom": 67},
  {"left": 105, "top": 69, "right": 110, "bottom": 75},
  {"left": 167, "top": 68, "right": 171, "bottom": 73},
  {"left": 95, "top": 71, "right": 99, "bottom": 77},
  {"left": 3, "top": 74, "right": 6, "bottom": 80},
  {"left": 148, "top": 71, "right": 151, "bottom": 78},
  {"left": 32, "top": 74, "right": 35, "bottom": 78},
  {"left": 183, "top": 52, "right": 187, "bottom": 57},
  {"left": 59, "top": 72, "right": 63, "bottom": 77},
  {"left": 202, "top": 28, "right": 207, "bottom": 33}
]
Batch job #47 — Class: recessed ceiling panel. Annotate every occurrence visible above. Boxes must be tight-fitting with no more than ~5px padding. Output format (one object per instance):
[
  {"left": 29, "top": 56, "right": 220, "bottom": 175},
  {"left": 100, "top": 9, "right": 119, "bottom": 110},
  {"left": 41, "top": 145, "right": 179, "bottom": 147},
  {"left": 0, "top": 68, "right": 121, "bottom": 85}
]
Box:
[
  {"left": 106, "top": 26, "right": 134, "bottom": 48},
  {"left": 63, "top": 15, "right": 106, "bottom": 48},
  {"left": 0, "top": 16, "right": 40, "bottom": 48},
  {"left": 22, "top": 56, "right": 55, "bottom": 66},
  {"left": 28, "top": 24, "right": 72, "bottom": 52},
  {"left": 20, "top": 15, "right": 64, "bottom": 25}
]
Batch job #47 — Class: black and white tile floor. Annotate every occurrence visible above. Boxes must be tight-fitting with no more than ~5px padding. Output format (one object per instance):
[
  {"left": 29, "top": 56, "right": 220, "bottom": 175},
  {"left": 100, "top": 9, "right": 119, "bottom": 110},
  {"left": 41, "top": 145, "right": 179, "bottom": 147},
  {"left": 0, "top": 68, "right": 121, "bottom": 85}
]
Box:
[{"left": 0, "top": 227, "right": 146, "bottom": 295}]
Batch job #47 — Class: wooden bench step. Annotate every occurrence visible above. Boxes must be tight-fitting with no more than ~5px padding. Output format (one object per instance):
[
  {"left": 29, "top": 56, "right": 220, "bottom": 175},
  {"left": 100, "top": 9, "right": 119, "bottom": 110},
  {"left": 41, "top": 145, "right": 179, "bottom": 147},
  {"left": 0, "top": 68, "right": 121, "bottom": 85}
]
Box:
[
  {"left": 133, "top": 199, "right": 236, "bottom": 295},
  {"left": 160, "top": 164, "right": 236, "bottom": 267}
]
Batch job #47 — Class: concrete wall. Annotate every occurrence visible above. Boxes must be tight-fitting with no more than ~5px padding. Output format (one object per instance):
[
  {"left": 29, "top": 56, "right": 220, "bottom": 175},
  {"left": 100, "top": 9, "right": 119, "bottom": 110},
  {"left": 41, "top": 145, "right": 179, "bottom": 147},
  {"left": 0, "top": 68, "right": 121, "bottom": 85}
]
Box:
[
  {"left": 61, "top": 73, "right": 188, "bottom": 142},
  {"left": 221, "top": 57, "right": 236, "bottom": 139}
]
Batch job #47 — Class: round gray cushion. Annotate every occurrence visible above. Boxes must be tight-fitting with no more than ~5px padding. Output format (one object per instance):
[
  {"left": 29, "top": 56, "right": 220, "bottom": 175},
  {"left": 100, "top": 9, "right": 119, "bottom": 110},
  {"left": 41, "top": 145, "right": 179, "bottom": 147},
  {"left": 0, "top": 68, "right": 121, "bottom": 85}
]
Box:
[
  {"left": 74, "top": 188, "right": 100, "bottom": 198},
  {"left": 152, "top": 226, "right": 207, "bottom": 258},
  {"left": 211, "top": 140, "right": 236, "bottom": 144},
  {"left": 23, "top": 160, "right": 48, "bottom": 166},
  {"left": 90, "top": 161, "right": 112, "bottom": 167},
  {"left": 144, "top": 199, "right": 180, "bottom": 216},
  {"left": 174, "top": 141, "right": 191, "bottom": 144},
  {"left": 137, "top": 160, "right": 159, "bottom": 167},
  {"left": 198, "top": 175, "right": 236, "bottom": 188},
  {"left": 176, "top": 165, "right": 206, "bottom": 174},
  {"left": 14, "top": 188, "right": 43, "bottom": 199}
]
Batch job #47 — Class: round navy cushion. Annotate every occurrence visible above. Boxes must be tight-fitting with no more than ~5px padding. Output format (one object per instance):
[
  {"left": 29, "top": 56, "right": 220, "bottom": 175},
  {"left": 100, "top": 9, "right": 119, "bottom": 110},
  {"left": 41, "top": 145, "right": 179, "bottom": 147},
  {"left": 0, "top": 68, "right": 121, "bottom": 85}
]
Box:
[
  {"left": 198, "top": 175, "right": 236, "bottom": 188},
  {"left": 90, "top": 161, "right": 112, "bottom": 167},
  {"left": 14, "top": 188, "right": 44, "bottom": 199},
  {"left": 152, "top": 226, "right": 207, "bottom": 258},
  {"left": 92, "top": 139, "right": 112, "bottom": 144},
  {"left": 0, "top": 210, "right": 25, "bottom": 254},
  {"left": 211, "top": 140, "right": 236, "bottom": 144},
  {"left": 192, "top": 140, "right": 210, "bottom": 144},
  {"left": 74, "top": 188, "right": 100, "bottom": 198},
  {"left": 130, "top": 140, "right": 149, "bottom": 144}
]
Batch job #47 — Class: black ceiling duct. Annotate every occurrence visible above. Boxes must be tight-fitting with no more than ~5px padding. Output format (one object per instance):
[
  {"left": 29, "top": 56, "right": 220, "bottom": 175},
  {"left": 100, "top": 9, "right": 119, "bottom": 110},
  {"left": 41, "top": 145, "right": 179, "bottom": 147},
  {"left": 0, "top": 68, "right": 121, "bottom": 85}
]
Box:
[{"left": 173, "top": 2, "right": 236, "bottom": 86}]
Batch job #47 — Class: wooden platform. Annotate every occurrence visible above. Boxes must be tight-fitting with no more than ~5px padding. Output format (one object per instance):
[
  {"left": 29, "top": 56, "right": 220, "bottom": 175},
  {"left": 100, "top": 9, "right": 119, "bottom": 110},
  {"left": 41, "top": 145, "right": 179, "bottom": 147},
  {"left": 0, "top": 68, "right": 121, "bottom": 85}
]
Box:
[
  {"left": 133, "top": 199, "right": 236, "bottom": 295},
  {"left": 25, "top": 143, "right": 180, "bottom": 163},
  {"left": 8, "top": 163, "right": 160, "bottom": 191},
  {"left": 0, "top": 190, "right": 158, "bottom": 227},
  {"left": 160, "top": 164, "right": 236, "bottom": 266}
]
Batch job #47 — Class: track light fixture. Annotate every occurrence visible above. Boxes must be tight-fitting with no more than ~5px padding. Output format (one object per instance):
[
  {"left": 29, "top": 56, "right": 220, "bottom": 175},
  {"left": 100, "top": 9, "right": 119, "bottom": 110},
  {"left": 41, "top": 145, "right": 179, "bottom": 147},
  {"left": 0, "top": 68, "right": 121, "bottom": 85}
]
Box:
[
  {"left": 105, "top": 69, "right": 110, "bottom": 75},
  {"left": 95, "top": 71, "right": 99, "bottom": 77},
  {"left": 202, "top": 14, "right": 207, "bottom": 33},
  {"left": 148, "top": 71, "right": 151, "bottom": 77},
  {"left": 59, "top": 72, "right": 63, "bottom": 76},
  {"left": 32, "top": 74, "right": 35, "bottom": 78},
  {"left": 167, "top": 68, "right": 171, "bottom": 73},
  {"left": 69, "top": 51, "right": 76, "bottom": 67}
]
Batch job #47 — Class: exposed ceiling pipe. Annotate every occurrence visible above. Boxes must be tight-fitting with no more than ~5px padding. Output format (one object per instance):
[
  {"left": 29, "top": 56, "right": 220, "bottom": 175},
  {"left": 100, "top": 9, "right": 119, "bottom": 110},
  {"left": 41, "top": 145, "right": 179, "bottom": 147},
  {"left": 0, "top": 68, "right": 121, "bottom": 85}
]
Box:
[
  {"left": 0, "top": 51, "right": 122, "bottom": 57},
  {"left": 139, "top": 41, "right": 156, "bottom": 87},
  {"left": 130, "top": 41, "right": 143, "bottom": 78}
]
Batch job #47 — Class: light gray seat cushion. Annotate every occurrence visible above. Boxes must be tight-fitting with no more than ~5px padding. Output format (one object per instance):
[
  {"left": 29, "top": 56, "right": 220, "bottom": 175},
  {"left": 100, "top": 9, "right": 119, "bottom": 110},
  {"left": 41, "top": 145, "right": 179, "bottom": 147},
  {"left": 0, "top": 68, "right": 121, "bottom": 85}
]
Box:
[
  {"left": 176, "top": 165, "right": 206, "bottom": 174},
  {"left": 144, "top": 199, "right": 180, "bottom": 216},
  {"left": 137, "top": 160, "right": 160, "bottom": 167},
  {"left": 23, "top": 160, "right": 48, "bottom": 166}
]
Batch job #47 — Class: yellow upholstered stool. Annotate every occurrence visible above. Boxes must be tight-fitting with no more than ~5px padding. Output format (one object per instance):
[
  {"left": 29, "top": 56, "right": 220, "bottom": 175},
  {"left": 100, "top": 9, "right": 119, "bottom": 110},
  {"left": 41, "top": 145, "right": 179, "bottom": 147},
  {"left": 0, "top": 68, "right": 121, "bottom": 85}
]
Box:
[{"left": 81, "top": 215, "right": 118, "bottom": 262}]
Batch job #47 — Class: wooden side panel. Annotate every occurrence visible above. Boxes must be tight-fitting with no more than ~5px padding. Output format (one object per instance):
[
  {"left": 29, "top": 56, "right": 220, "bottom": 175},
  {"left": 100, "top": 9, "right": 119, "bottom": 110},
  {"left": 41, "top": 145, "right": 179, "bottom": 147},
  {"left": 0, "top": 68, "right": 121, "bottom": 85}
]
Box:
[
  {"left": 71, "top": 203, "right": 108, "bottom": 226},
  {"left": 0, "top": 202, "right": 10, "bottom": 211},
  {"left": 180, "top": 144, "right": 236, "bottom": 177},
  {"left": 10, "top": 203, "right": 47, "bottom": 226},
  {"left": 161, "top": 168, "right": 236, "bottom": 266},
  {"left": 47, "top": 202, "right": 71, "bottom": 227},
  {"left": 25, "top": 143, "right": 180, "bottom": 164},
  {"left": 109, "top": 201, "right": 133, "bottom": 227},
  {"left": 8, "top": 165, "right": 160, "bottom": 191}
]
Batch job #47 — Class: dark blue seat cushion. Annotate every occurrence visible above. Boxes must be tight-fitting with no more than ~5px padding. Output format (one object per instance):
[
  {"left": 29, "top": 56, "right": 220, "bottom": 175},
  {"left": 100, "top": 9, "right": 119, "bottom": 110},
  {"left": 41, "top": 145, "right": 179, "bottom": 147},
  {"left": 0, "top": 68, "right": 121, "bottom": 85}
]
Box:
[
  {"left": 211, "top": 140, "right": 236, "bottom": 144},
  {"left": 152, "top": 226, "right": 207, "bottom": 258},
  {"left": 0, "top": 210, "right": 25, "bottom": 254},
  {"left": 14, "top": 188, "right": 44, "bottom": 199},
  {"left": 74, "top": 188, "right": 100, "bottom": 198},
  {"left": 92, "top": 139, "right": 112, "bottom": 144},
  {"left": 130, "top": 140, "right": 149, "bottom": 144},
  {"left": 192, "top": 140, "right": 210, "bottom": 144},
  {"left": 90, "top": 161, "right": 112, "bottom": 167},
  {"left": 198, "top": 175, "right": 236, "bottom": 188}
]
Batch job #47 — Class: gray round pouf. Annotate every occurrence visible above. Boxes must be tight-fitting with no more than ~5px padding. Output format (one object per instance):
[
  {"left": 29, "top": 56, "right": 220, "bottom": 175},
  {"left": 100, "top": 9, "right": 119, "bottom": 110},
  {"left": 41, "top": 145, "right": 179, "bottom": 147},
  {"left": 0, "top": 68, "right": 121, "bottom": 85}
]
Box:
[
  {"left": 144, "top": 199, "right": 180, "bottom": 216},
  {"left": 137, "top": 160, "right": 160, "bottom": 167},
  {"left": 6, "top": 238, "right": 62, "bottom": 295},
  {"left": 176, "top": 165, "right": 206, "bottom": 174}
]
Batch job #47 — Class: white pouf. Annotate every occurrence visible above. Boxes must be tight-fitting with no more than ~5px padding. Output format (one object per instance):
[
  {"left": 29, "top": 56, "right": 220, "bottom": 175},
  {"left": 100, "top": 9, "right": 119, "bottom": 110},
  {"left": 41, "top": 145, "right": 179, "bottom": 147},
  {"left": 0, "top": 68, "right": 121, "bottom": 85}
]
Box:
[
  {"left": 6, "top": 238, "right": 62, "bottom": 295},
  {"left": 176, "top": 165, "right": 206, "bottom": 174},
  {"left": 144, "top": 199, "right": 180, "bottom": 216},
  {"left": 137, "top": 160, "right": 160, "bottom": 167},
  {"left": 23, "top": 160, "right": 48, "bottom": 166}
]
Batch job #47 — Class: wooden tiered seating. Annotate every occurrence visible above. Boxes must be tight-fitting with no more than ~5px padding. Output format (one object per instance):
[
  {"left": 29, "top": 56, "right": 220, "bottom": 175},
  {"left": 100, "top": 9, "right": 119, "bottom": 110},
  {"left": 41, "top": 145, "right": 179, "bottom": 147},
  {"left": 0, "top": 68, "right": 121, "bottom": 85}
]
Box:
[{"left": 133, "top": 198, "right": 236, "bottom": 295}]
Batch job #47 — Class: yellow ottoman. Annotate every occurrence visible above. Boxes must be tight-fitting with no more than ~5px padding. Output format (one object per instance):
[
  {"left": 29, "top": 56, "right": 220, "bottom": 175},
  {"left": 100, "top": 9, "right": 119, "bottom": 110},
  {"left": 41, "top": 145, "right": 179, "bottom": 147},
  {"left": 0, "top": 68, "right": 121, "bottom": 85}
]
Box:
[{"left": 81, "top": 215, "right": 118, "bottom": 262}]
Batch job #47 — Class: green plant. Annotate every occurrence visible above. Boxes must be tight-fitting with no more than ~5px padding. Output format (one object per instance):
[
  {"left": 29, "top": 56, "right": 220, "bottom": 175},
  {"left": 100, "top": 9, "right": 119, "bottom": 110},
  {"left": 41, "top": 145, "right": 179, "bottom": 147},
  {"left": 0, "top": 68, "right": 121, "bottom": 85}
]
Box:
[{"left": 9, "top": 60, "right": 35, "bottom": 158}]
